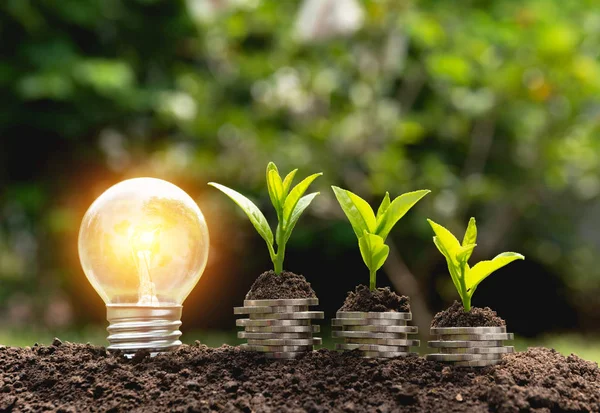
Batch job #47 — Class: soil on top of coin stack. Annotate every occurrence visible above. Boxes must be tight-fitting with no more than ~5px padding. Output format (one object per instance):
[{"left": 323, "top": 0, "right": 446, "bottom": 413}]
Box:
[
  {"left": 1, "top": 341, "right": 599, "bottom": 412},
  {"left": 338, "top": 285, "right": 411, "bottom": 312},
  {"left": 245, "top": 270, "right": 317, "bottom": 300},
  {"left": 431, "top": 300, "right": 506, "bottom": 327}
]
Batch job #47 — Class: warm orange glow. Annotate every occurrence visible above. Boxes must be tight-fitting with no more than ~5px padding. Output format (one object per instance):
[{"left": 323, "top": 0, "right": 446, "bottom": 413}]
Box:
[{"left": 79, "top": 178, "right": 210, "bottom": 306}]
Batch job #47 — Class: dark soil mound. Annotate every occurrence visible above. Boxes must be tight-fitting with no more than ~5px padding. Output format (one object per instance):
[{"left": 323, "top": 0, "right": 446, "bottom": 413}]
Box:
[
  {"left": 1, "top": 342, "right": 598, "bottom": 412},
  {"left": 431, "top": 301, "right": 506, "bottom": 327},
  {"left": 245, "top": 270, "right": 316, "bottom": 300},
  {"left": 338, "top": 285, "right": 410, "bottom": 312}
]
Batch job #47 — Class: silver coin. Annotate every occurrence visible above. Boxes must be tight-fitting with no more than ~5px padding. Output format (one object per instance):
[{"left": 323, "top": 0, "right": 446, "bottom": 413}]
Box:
[
  {"left": 361, "top": 351, "right": 417, "bottom": 358},
  {"left": 440, "top": 346, "right": 514, "bottom": 355},
  {"left": 335, "top": 343, "right": 411, "bottom": 352},
  {"left": 342, "top": 338, "right": 420, "bottom": 346},
  {"left": 234, "top": 305, "right": 309, "bottom": 315},
  {"left": 452, "top": 359, "right": 502, "bottom": 367},
  {"left": 332, "top": 331, "right": 408, "bottom": 339},
  {"left": 239, "top": 344, "right": 313, "bottom": 352},
  {"left": 331, "top": 318, "right": 407, "bottom": 327},
  {"left": 437, "top": 333, "right": 514, "bottom": 341},
  {"left": 264, "top": 351, "right": 308, "bottom": 359},
  {"left": 238, "top": 331, "right": 313, "bottom": 339},
  {"left": 430, "top": 326, "right": 507, "bottom": 335},
  {"left": 246, "top": 338, "right": 322, "bottom": 346},
  {"left": 244, "top": 325, "right": 320, "bottom": 333},
  {"left": 244, "top": 298, "right": 319, "bottom": 307},
  {"left": 333, "top": 325, "right": 418, "bottom": 334},
  {"left": 236, "top": 319, "right": 311, "bottom": 327},
  {"left": 428, "top": 340, "right": 504, "bottom": 348},
  {"left": 332, "top": 328, "right": 409, "bottom": 339},
  {"left": 426, "top": 353, "right": 503, "bottom": 362},
  {"left": 336, "top": 311, "right": 412, "bottom": 320},
  {"left": 249, "top": 311, "right": 324, "bottom": 320},
  {"left": 335, "top": 331, "right": 408, "bottom": 340}
]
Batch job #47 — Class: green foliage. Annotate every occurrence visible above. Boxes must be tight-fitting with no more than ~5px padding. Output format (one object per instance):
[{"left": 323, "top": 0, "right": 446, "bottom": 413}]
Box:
[
  {"left": 3, "top": 0, "right": 600, "bottom": 329},
  {"left": 428, "top": 217, "right": 525, "bottom": 311},
  {"left": 209, "top": 162, "right": 321, "bottom": 274},
  {"left": 206, "top": 182, "right": 276, "bottom": 260},
  {"left": 375, "top": 191, "right": 434, "bottom": 241},
  {"left": 332, "top": 186, "right": 430, "bottom": 290},
  {"left": 358, "top": 231, "right": 390, "bottom": 291}
]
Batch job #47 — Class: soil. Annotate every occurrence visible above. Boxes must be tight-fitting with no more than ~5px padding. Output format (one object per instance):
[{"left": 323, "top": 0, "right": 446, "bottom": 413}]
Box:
[
  {"left": 1, "top": 341, "right": 599, "bottom": 412},
  {"left": 338, "top": 285, "right": 411, "bottom": 313},
  {"left": 431, "top": 301, "right": 506, "bottom": 328},
  {"left": 245, "top": 270, "right": 316, "bottom": 300}
]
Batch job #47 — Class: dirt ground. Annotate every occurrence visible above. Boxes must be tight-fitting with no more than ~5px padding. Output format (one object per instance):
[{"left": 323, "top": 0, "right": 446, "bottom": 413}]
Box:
[
  {"left": 431, "top": 301, "right": 506, "bottom": 327},
  {"left": 338, "top": 285, "right": 410, "bottom": 313},
  {"left": 1, "top": 341, "right": 598, "bottom": 412},
  {"left": 244, "top": 271, "right": 316, "bottom": 300}
]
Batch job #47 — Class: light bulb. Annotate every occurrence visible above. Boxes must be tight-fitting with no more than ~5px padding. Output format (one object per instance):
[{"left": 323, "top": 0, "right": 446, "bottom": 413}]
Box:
[{"left": 78, "top": 178, "right": 209, "bottom": 355}]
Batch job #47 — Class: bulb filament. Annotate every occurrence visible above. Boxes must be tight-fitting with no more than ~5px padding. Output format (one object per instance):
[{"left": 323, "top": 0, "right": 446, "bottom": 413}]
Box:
[{"left": 130, "top": 227, "right": 160, "bottom": 305}]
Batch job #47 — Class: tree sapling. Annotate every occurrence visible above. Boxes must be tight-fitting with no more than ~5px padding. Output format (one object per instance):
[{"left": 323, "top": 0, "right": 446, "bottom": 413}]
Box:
[
  {"left": 209, "top": 162, "right": 321, "bottom": 275},
  {"left": 427, "top": 217, "right": 525, "bottom": 312},
  {"left": 332, "top": 187, "right": 430, "bottom": 291}
]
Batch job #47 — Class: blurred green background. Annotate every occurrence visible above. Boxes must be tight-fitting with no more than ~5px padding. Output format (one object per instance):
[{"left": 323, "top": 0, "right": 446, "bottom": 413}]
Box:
[{"left": 1, "top": 0, "right": 600, "bottom": 362}]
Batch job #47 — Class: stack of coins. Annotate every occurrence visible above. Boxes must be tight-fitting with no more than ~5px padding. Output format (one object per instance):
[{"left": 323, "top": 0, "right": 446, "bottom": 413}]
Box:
[
  {"left": 331, "top": 311, "right": 419, "bottom": 358},
  {"left": 426, "top": 326, "right": 514, "bottom": 367},
  {"left": 235, "top": 298, "right": 324, "bottom": 359}
]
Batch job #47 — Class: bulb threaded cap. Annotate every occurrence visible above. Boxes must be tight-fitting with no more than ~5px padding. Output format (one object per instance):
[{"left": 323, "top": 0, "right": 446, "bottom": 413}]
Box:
[{"left": 106, "top": 305, "right": 182, "bottom": 357}]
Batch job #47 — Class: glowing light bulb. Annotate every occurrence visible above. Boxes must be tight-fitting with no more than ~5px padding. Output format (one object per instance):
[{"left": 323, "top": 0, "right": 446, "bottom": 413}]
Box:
[{"left": 78, "top": 178, "right": 209, "bottom": 355}]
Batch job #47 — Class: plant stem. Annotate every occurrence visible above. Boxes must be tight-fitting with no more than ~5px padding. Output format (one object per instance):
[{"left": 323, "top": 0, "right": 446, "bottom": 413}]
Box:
[
  {"left": 459, "top": 270, "right": 471, "bottom": 312},
  {"left": 274, "top": 247, "right": 284, "bottom": 275},
  {"left": 462, "top": 295, "right": 471, "bottom": 312},
  {"left": 369, "top": 270, "right": 376, "bottom": 291},
  {"left": 274, "top": 226, "right": 285, "bottom": 275}
]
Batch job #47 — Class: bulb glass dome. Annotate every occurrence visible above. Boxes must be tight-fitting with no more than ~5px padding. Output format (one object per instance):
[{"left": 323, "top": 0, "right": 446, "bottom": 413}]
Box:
[{"left": 79, "top": 178, "right": 209, "bottom": 307}]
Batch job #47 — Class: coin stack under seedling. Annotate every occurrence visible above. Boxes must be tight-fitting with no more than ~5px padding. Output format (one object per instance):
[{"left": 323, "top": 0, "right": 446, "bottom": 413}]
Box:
[
  {"left": 426, "top": 326, "right": 514, "bottom": 367},
  {"left": 235, "top": 298, "right": 324, "bottom": 359},
  {"left": 331, "top": 311, "right": 419, "bottom": 358}
]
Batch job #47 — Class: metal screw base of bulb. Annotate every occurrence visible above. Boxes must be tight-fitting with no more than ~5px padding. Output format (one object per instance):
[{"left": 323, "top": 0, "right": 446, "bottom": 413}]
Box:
[{"left": 106, "top": 305, "right": 183, "bottom": 358}]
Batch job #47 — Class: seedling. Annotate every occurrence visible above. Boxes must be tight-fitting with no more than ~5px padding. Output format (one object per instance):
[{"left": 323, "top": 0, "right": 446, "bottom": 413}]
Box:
[
  {"left": 332, "top": 187, "right": 430, "bottom": 291},
  {"left": 427, "top": 217, "right": 525, "bottom": 312},
  {"left": 209, "top": 162, "right": 321, "bottom": 275}
]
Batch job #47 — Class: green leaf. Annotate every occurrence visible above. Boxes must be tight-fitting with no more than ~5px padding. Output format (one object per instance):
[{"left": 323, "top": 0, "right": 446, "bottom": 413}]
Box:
[
  {"left": 266, "top": 162, "right": 284, "bottom": 215},
  {"left": 429, "top": 217, "right": 524, "bottom": 312},
  {"left": 433, "top": 235, "right": 463, "bottom": 299},
  {"left": 282, "top": 173, "right": 322, "bottom": 225},
  {"left": 427, "top": 218, "right": 462, "bottom": 265},
  {"left": 358, "top": 231, "right": 389, "bottom": 273},
  {"left": 208, "top": 182, "right": 275, "bottom": 259},
  {"left": 331, "top": 186, "right": 377, "bottom": 238},
  {"left": 459, "top": 218, "right": 477, "bottom": 264},
  {"left": 466, "top": 252, "right": 525, "bottom": 294},
  {"left": 457, "top": 244, "right": 477, "bottom": 266},
  {"left": 462, "top": 217, "right": 477, "bottom": 247},
  {"left": 376, "top": 192, "right": 391, "bottom": 222},
  {"left": 281, "top": 169, "right": 298, "bottom": 198},
  {"left": 375, "top": 190, "right": 430, "bottom": 240},
  {"left": 432, "top": 235, "right": 452, "bottom": 263},
  {"left": 456, "top": 244, "right": 477, "bottom": 286},
  {"left": 428, "top": 218, "right": 467, "bottom": 302},
  {"left": 281, "top": 192, "right": 320, "bottom": 246}
]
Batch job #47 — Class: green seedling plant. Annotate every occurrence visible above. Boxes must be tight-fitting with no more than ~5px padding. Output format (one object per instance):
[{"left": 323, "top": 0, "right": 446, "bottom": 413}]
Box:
[
  {"left": 209, "top": 162, "right": 321, "bottom": 275},
  {"left": 332, "top": 186, "right": 430, "bottom": 291},
  {"left": 427, "top": 217, "right": 525, "bottom": 312}
]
